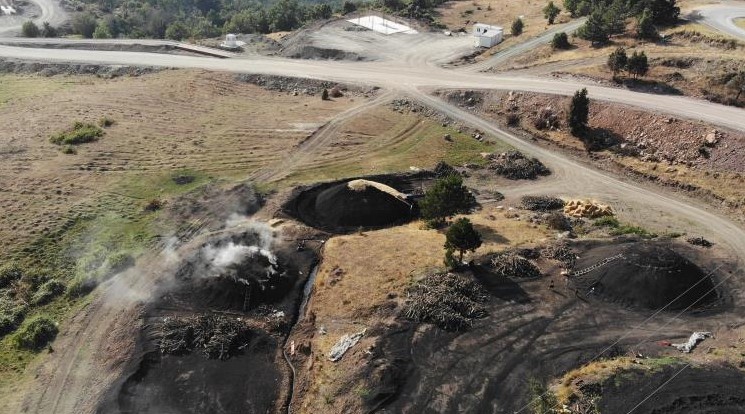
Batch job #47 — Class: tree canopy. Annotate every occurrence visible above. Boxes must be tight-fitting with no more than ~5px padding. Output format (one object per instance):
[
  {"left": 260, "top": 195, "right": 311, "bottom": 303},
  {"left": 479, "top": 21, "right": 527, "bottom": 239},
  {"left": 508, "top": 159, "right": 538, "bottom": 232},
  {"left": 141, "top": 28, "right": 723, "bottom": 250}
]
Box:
[
  {"left": 444, "top": 218, "right": 483, "bottom": 264},
  {"left": 568, "top": 88, "right": 590, "bottom": 136},
  {"left": 419, "top": 174, "right": 475, "bottom": 227},
  {"left": 543, "top": 1, "right": 561, "bottom": 24}
]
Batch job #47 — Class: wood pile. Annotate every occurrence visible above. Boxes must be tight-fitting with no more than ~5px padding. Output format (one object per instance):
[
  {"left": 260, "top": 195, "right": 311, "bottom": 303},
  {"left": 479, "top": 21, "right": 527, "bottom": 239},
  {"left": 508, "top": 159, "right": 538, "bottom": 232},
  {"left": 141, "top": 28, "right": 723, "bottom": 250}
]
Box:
[
  {"left": 490, "top": 252, "right": 541, "bottom": 279},
  {"left": 521, "top": 195, "right": 564, "bottom": 211},
  {"left": 486, "top": 150, "right": 551, "bottom": 180},
  {"left": 158, "top": 314, "right": 251, "bottom": 360},
  {"left": 563, "top": 199, "right": 613, "bottom": 218},
  {"left": 541, "top": 242, "right": 577, "bottom": 269},
  {"left": 403, "top": 273, "right": 488, "bottom": 331}
]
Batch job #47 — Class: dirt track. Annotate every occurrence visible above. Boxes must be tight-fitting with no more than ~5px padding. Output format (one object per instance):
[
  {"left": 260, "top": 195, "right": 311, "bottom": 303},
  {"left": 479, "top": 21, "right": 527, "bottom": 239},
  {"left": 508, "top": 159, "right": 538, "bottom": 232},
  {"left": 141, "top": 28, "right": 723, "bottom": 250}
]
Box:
[{"left": 3, "top": 8, "right": 745, "bottom": 413}]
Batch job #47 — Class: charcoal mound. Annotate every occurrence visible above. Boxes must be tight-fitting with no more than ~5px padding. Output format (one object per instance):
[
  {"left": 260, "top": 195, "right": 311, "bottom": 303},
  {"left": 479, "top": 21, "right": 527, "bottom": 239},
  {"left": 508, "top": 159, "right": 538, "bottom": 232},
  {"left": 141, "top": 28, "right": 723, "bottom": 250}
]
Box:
[
  {"left": 572, "top": 241, "right": 717, "bottom": 310},
  {"left": 286, "top": 175, "right": 425, "bottom": 233}
]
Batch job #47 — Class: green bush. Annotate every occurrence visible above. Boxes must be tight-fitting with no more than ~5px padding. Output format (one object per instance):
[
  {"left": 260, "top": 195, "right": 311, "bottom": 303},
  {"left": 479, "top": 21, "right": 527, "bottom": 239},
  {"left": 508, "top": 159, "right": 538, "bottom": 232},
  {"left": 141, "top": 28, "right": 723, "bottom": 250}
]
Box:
[
  {"left": 0, "top": 263, "right": 23, "bottom": 288},
  {"left": 61, "top": 145, "right": 77, "bottom": 155},
  {"left": 0, "top": 294, "right": 28, "bottom": 336},
  {"left": 551, "top": 32, "right": 571, "bottom": 49},
  {"left": 50, "top": 122, "right": 104, "bottom": 145},
  {"left": 594, "top": 215, "right": 620, "bottom": 228},
  {"left": 66, "top": 277, "right": 98, "bottom": 299},
  {"left": 31, "top": 279, "right": 66, "bottom": 306},
  {"left": 22, "top": 21, "right": 40, "bottom": 37},
  {"left": 610, "top": 224, "right": 657, "bottom": 238},
  {"left": 98, "top": 116, "right": 115, "bottom": 127},
  {"left": 12, "top": 316, "right": 58, "bottom": 350}
]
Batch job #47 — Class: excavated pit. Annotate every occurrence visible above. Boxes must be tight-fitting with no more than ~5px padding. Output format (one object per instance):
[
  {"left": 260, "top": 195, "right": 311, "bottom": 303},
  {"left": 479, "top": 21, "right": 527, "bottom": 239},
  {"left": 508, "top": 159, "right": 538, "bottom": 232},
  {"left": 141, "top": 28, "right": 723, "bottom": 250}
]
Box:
[
  {"left": 571, "top": 240, "right": 719, "bottom": 310},
  {"left": 284, "top": 173, "right": 431, "bottom": 234}
]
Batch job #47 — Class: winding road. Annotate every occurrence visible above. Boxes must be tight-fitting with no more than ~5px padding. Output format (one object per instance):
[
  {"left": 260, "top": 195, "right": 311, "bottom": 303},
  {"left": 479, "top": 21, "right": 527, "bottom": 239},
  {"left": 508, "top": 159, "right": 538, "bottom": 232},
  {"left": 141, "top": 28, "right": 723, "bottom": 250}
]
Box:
[
  {"left": 0, "top": 0, "right": 66, "bottom": 36},
  {"left": 692, "top": 2, "right": 745, "bottom": 41},
  {"left": 2, "top": 3, "right": 745, "bottom": 413}
]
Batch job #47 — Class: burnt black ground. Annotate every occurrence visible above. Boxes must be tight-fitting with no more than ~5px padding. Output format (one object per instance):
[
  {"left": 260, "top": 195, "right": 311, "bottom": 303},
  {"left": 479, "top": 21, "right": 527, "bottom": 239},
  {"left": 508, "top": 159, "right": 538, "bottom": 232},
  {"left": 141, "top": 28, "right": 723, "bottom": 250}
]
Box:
[
  {"left": 600, "top": 365, "right": 745, "bottom": 414},
  {"left": 98, "top": 229, "right": 318, "bottom": 414}
]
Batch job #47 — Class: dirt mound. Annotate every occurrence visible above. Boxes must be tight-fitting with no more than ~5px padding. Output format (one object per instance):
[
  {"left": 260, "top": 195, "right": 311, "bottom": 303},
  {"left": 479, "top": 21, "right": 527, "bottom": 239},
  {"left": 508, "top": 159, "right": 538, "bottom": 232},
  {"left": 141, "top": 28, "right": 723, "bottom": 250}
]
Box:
[
  {"left": 282, "top": 44, "right": 364, "bottom": 61},
  {"left": 571, "top": 241, "right": 717, "bottom": 310},
  {"left": 599, "top": 365, "right": 745, "bottom": 414},
  {"left": 285, "top": 174, "right": 426, "bottom": 233}
]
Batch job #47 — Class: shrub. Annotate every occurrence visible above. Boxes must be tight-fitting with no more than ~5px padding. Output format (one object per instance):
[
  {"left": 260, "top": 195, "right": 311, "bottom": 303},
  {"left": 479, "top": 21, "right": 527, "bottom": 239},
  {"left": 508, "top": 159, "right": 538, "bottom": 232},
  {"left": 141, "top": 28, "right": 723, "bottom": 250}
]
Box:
[
  {"left": 98, "top": 116, "right": 115, "bottom": 127},
  {"left": 0, "top": 295, "right": 27, "bottom": 336},
  {"left": 143, "top": 198, "right": 163, "bottom": 212},
  {"left": 22, "top": 21, "right": 40, "bottom": 37},
  {"left": 342, "top": 0, "right": 357, "bottom": 14},
  {"left": 445, "top": 218, "right": 483, "bottom": 263},
  {"left": 568, "top": 88, "right": 589, "bottom": 136},
  {"left": 13, "top": 316, "right": 58, "bottom": 350},
  {"left": 329, "top": 86, "right": 343, "bottom": 98},
  {"left": 61, "top": 145, "right": 77, "bottom": 155},
  {"left": 40, "top": 22, "right": 58, "bottom": 37},
  {"left": 511, "top": 18, "right": 524, "bottom": 36},
  {"left": 30, "top": 279, "right": 66, "bottom": 306},
  {"left": 551, "top": 32, "right": 571, "bottom": 49},
  {"left": 546, "top": 211, "right": 572, "bottom": 231},
  {"left": 543, "top": 1, "right": 561, "bottom": 24},
  {"left": 321, "top": 88, "right": 329, "bottom": 100},
  {"left": 66, "top": 277, "right": 98, "bottom": 299},
  {"left": 50, "top": 122, "right": 104, "bottom": 145},
  {"left": 0, "top": 263, "right": 23, "bottom": 289},
  {"left": 594, "top": 215, "right": 620, "bottom": 227},
  {"left": 628, "top": 51, "right": 650, "bottom": 79},
  {"left": 72, "top": 13, "right": 98, "bottom": 38}
]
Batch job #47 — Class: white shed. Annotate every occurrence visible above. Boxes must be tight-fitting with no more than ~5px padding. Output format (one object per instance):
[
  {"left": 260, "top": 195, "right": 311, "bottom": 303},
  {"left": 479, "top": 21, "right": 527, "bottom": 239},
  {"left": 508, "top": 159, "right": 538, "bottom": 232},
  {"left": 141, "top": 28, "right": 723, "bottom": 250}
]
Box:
[{"left": 473, "top": 23, "right": 503, "bottom": 48}]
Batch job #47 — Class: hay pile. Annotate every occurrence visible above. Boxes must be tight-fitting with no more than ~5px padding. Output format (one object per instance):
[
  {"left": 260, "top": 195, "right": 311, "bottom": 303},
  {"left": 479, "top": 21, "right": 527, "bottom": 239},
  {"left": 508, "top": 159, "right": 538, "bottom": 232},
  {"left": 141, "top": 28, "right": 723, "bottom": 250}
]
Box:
[
  {"left": 486, "top": 150, "right": 550, "bottom": 180},
  {"left": 489, "top": 252, "right": 541, "bottom": 278},
  {"left": 158, "top": 314, "right": 251, "bottom": 360},
  {"left": 404, "top": 273, "right": 488, "bottom": 331},
  {"left": 521, "top": 195, "right": 564, "bottom": 211},
  {"left": 564, "top": 199, "right": 613, "bottom": 218}
]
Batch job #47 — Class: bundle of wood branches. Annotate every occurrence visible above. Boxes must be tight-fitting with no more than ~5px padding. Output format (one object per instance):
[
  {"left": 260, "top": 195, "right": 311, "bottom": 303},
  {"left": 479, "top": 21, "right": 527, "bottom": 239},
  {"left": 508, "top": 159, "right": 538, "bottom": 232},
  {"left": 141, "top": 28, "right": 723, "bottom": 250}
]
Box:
[
  {"left": 403, "top": 273, "right": 488, "bottom": 332},
  {"left": 158, "top": 314, "right": 251, "bottom": 360},
  {"left": 541, "top": 242, "right": 577, "bottom": 269},
  {"left": 490, "top": 252, "right": 541, "bottom": 279},
  {"left": 521, "top": 195, "right": 564, "bottom": 211},
  {"left": 486, "top": 150, "right": 551, "bottom": 180}
]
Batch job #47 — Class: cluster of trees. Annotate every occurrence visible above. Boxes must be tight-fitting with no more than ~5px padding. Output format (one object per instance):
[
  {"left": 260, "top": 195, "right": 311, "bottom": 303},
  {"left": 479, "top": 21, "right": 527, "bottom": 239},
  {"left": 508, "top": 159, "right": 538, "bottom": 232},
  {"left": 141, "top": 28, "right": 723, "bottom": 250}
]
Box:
[
  {"left": 22, "top": 0, "right": 372, "bottom": 40},
  {"left": 607, "top": 47, "right": 649, "bottom": 78},
  {"left": 572, "top": 0, "right": 680, "bottom": 45}
]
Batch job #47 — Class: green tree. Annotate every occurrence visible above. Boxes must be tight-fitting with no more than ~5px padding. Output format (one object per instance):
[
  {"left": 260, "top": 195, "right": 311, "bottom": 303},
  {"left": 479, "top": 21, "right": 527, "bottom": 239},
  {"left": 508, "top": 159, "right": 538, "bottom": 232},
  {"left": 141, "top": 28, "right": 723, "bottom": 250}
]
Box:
[
  {"left": 726, "top": 71, "right": 745, "bottom": 101},
  {"left": 636, "top": 8, "right": 658, "bottom": 39},
  {"left": 543, "top": 1, "right": 561, "bottom": 24},
  {"left": 93, "top": 22, "right": 112, "bottom": 39},
  {"left": 310, "top": 3, "right": 333, "bottom": 20},
  {"left": 551, "top": 32, "right": 571, "bottom": 49},
  {"left": 321, "top": 88, "right": 329, "bottom": 100},
  {"left": 419, "top": 174, "right": 475, "bottom": 227},
  {"left": 40, "top": 22, "right": 58, "bottom": 37},
  {"left": 511, "top": 17, "right": 524, "bottom": 36},
  {"left": 603, "top": 0, "right": 626, "bottom": 35},
  {"left": 577, "top": 9, "right": 610, "bottom": 45},
  {"left": 563, "top": 0, "right": 579, "bottom": 16},
  {"left": 342, "top": 0, "right": 357, "bottom": 15},
  {"left": 627, "top": 50, "right": 649, "bottom": 78},
  {"left": 72, "top": 13, "right": 98, "bottom": 38},
  {"left": 646, "top": 0, "right": 679, "bottom": 25},
  {"left": 444, "top": 218, "right": 482, "bottom": 263},
  {"left": 21, "top": 21, "right": 40, "bottom": 37},
  {"left": 268, "top": 0, "right": 305, "bottom": 32},
  {"left": 165, "top": 21, "right": 190, "bottom": 40},
  {"left": 607, "top": 46, "right": 628, "bottom": 77},
  {"left": 568, "top": 88, "right": 589, "bottom": 136}
]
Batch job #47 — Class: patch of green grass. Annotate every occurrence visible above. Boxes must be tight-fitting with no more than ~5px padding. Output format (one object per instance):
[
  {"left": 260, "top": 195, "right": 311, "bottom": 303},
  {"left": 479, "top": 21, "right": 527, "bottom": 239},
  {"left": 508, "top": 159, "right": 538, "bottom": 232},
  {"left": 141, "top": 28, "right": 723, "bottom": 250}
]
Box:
[
  {"left": 280, "top": 122, "right": 508, "bottom": 187},
  {"left": 643, "top": 356, "right": 683, "bottom": 371},
  {"left": 115, "top": 169, "right": 210, "bottom": 200},
  {"left": 593, "top": 216, "right": 657, "bottom": 238},
  {"left": 49, "top": 122, "right": 104, "bottom": 145},
  {"left": 0, "top": 76, "right": 71, "bottom": 107}
]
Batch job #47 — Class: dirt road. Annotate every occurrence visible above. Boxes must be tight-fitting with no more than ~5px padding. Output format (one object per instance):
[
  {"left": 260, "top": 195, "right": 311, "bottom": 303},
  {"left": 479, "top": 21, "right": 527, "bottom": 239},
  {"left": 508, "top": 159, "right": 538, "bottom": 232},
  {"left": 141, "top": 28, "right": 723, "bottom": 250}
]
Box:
[
  {"left": 691, "top": 2, "right": 745, "bottom": 41},
  {"left": 0, "top": 0, "right": 66, "bottom": 36}
]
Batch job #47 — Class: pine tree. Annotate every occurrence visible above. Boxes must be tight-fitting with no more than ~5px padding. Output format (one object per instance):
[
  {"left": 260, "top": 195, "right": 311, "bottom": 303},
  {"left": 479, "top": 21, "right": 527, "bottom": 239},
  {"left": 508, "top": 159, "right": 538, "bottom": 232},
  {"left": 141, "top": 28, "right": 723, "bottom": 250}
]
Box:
[
  {"left": 636, "top": 8, "right": 658, "bottom": 40},
  {"left": 627, "top": 51, "right": 649, "bottom": 79},
  {"left": 726, "top": 71, "right": 745, "bottom": 101},
  {"left": 543, "top": 1, "right": 561, "bottom": 24},
  {"left": 420, "top": 174, "right": 475, "bottom": 227},
  {"left": 577, "top": 10, "right": 610, "bottom": 45},
  {"left": 551, "top": 32, "right": 571, "bottom": 49},
  {"left": 511, "top": 18, "right": 524, "bottom": 36},
  {"left": 568, "top": 88, "right": 590, "bottom": 136},
  {"left": 444, "top": 218, "right": 482, "bottom": 263},
  {"left": 607, "top": 47, "right": 628, "bottom": 77}
]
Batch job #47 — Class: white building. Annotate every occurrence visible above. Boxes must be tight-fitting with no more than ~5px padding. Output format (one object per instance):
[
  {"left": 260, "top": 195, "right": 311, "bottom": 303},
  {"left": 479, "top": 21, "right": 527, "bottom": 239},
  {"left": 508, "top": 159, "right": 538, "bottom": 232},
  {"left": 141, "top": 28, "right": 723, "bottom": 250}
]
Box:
[{"left": 473, "top": 23, "right": 503, "bottom": 48}]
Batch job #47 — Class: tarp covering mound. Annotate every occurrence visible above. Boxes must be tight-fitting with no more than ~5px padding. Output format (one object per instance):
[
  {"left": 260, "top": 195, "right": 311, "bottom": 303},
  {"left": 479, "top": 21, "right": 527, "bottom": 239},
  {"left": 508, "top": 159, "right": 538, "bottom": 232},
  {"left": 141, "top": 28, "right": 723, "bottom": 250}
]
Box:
[
  {"left": 571, "top": 241, "right": 717, "bottom": 310},
  {"left": 286, "top": 175, "right": 422, "bottom": 233}
]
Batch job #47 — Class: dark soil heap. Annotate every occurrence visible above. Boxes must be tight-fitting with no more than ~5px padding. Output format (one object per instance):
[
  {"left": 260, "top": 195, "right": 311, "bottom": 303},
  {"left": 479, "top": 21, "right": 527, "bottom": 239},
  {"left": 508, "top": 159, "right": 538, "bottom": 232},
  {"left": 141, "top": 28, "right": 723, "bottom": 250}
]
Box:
[
  {"left": 286, "top": 175, "right": 423, "bottom": 233},
  {"left": 572, "top": 241, "right": 717, "bottom": 310}
]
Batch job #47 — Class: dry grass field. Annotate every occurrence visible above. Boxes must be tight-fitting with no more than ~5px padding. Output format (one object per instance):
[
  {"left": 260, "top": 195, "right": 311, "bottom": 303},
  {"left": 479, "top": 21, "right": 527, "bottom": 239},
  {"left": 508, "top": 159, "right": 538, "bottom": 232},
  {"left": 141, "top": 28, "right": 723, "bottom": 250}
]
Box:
[{"left": 735, "top": 17, "right": 745, "bottom": 30}]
